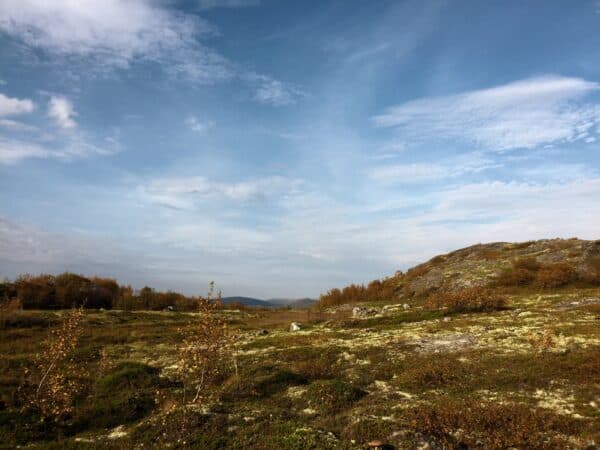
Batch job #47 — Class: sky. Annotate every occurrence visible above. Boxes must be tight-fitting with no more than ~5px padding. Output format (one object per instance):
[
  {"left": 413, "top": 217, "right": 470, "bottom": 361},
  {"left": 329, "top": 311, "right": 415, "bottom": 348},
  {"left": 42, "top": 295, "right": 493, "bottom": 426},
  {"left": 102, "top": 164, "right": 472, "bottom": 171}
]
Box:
[{"left": 0, "top": 0, "right": 599, "bottom": 298}]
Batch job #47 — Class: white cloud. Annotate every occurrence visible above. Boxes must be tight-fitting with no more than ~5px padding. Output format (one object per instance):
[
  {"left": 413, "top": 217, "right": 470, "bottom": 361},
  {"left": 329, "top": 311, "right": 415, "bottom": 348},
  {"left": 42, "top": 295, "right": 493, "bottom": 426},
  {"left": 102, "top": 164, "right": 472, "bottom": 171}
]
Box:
[
  {"left": 0, "top": 135, "right": 117, "bottom": 165},
  {"left": 197, "top": 0, "right": 260, "bottom": 10},
  {"left": 248, "top": 74, "right": 304, "bottom": 106},
  {"left": 0, "top": 0, "right": 231, "bottom": 83},
  {"left": 0, "top": 1, "right": 295, "bottom": 99},
  {"left": 185, "top": 116, "right": 215, "bottom": 133},
  {"left": 373, "top": 75, "right": 600, "bottom": 151},
  {"left": 369, "top": 163, "right": 447, "bottom": 183},
  {"left": 0, "top": 92, "right": 35, "bottom": 117},
  {"left": 0, "top": 216, "right": 143, "bottom": 281},
  {"left": 0, "top": 118, "right": 40, "bottom": 133},
  {"left": 140, "top": 175, "right": 302, "bottom": 209},
  {"left": 368, "top": 153, "right": 498, "bottom": 183},
  {"left": 47, "top": 95, "right": 77, "bottom": 129}
]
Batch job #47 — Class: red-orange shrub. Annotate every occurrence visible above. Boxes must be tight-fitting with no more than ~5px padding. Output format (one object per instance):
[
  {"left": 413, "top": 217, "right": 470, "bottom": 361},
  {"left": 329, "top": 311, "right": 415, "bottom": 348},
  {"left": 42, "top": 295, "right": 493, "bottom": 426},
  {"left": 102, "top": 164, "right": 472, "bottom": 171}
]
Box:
[
  {"left": 425, "top": 287, "right": 506, "bottom": 313},
  {"left": 534, "top": 263, "right": 577, "bottom": 288}
]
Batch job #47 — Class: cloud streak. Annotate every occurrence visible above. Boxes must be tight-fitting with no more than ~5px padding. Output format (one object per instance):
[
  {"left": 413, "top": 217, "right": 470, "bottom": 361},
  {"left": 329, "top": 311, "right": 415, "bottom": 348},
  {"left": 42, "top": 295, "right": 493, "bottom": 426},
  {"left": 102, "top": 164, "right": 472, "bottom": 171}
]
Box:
[
  {"left": 140, "top": 175, "right": 302, "bottom": 210},
  {"left": 373, "top": 75, "right": 600, "bottom": 151},
  {"left": 197, "top": 0, "right": 260, "bottom": 10}
]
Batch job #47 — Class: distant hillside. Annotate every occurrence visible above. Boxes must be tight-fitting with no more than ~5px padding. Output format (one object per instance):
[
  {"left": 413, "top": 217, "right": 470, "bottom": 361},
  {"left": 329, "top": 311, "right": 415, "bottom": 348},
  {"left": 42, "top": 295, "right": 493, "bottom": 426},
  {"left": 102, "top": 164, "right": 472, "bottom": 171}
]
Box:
[
  {"left": 287, "top": 298, "right": 317, "bottom": 308},
  {"left": 221, "top": 297, "right": 318, "bottom": 309},
  {"left": 221, "top": 296, "right": 274, "bottom": 308},
  {"left": 268, "top": 298, "right": 317, "bottom": 308}
]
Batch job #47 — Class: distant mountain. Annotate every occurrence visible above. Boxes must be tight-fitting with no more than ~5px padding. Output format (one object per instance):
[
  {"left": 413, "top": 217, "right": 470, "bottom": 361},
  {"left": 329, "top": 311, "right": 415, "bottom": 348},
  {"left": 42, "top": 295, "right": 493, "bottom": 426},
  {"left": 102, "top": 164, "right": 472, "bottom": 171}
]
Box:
[
  {"left": 221, "top": 296, "right": 274, "bottom": 308},
  {"left": 220, "top": 296, "right": 318, "bottom": 308},
  {"left": 267, "top": 297, "right": 317, "bottom": 308}
]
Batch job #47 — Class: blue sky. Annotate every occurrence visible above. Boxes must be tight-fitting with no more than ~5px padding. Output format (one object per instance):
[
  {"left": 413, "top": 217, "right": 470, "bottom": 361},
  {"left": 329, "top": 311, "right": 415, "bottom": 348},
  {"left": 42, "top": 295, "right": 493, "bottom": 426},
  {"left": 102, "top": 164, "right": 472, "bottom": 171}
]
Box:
[{"left": 0, "top": 0, "right": 599, "bottom": 298}]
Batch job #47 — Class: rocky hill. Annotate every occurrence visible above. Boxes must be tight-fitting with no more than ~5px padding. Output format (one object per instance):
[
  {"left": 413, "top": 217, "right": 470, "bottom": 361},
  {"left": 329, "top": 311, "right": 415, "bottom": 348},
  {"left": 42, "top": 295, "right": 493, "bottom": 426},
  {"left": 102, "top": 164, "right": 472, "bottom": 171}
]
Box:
[{"left": 394, "top": 238, "right": 600, "bottom": 297}]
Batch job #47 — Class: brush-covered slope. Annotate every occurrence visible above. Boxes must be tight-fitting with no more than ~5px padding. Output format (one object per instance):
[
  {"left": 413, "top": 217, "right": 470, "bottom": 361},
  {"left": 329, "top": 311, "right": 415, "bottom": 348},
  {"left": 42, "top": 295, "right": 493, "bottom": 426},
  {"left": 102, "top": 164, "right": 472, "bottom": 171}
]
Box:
[{"left": 395, "top": 238, "right": 600, "bottom": 297}]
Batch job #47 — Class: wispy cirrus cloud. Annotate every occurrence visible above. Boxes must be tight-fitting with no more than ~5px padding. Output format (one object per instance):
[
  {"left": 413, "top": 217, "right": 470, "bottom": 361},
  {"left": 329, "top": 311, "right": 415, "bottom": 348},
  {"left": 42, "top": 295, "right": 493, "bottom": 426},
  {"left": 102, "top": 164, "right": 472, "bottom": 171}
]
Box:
[
  {"left": 197, "top": 0, "right": 260, "bottom": 10},
  {"left": 373, "top": 75, "right": 600, "bottom": 151},
  {"left": 247, "top": 74, "right": 305, "bottom": 106},
  {"left": 368, "top": 153, "right": 498, "bottom": 183},
  {"left": 140, "top": 175, "right": 302, "bottom": 210},
  {"left": 0, "top": 134, "right": 118, "bottom": 165}
]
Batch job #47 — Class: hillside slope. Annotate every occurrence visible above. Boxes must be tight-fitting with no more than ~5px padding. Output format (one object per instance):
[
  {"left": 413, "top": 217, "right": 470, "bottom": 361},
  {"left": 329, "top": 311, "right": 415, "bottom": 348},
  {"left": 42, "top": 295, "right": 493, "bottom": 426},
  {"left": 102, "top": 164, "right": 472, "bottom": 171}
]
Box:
[
  {"left": 397, "top": 238, "right": 600, "bottom": 297},
  {"left": 317, "top": 238, "right": 600, "bottom": 309}
]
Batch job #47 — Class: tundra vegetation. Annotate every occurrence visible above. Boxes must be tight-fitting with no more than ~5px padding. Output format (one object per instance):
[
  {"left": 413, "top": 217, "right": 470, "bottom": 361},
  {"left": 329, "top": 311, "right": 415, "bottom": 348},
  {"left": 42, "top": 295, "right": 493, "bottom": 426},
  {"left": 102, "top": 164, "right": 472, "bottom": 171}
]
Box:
[{"left": 0, "top": 238, "right": 599, "bottom": 449}]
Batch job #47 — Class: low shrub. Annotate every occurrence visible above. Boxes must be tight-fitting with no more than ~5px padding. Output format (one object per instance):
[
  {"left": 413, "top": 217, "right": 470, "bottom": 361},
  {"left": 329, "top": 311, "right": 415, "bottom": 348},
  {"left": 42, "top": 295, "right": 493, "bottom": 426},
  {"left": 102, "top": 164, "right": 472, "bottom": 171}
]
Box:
[
  {"left": 74, "top": 362, "right": 162, "bottom": 429},
  {"left": 495, "top": 257, "right": 540, "bottom": 287},
  {"left": 513, "top": 257, "right": 542, "bottom": 272},
  {"left": 221, "top": 367, "right": 307, "bottom": 400},
  {"left": 78, "top": 392, "right": 156, "bottom": 430},
  {"left": 293, "top": 357, "right": 338, "bottom": 380},
  {"left": 495, "top": 267, "right": 537, "bottom": 286},
  {"left": 495, "top": 258, "right": 584, "bottom": 289},
  {"left": 0, "top": 312, "right": 54, "bottom": 329},
  {"left": 305, "top": 379, "right": 366, "bottom": 413},
  {"left": 534, "top": 263, "right": 577, "bottom": 288},
  {"left": 403, "top": 399, "right": 586, "bottom": 449},
  {"left": 343, "top": 418, "right": 396, "bottom": 445},
  {"left": 395, "top": 355, "right": 469, "bottom": 391},
  {"left": 96, "top": 361, "right": 160, "bottom": 393},
  {"left": 425, "top": 287, "right": 506, "bottom": 313}
]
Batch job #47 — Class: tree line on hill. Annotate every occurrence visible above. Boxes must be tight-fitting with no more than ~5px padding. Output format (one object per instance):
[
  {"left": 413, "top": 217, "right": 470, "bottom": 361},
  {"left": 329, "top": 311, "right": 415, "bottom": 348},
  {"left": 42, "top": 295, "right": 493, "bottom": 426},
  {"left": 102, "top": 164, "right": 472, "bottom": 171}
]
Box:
[
  {"left": 0, "top": 273, "right": 202, "bottom": 311},
  {"left": 317, "top": 278, "right": 400, "bottom": 309}
]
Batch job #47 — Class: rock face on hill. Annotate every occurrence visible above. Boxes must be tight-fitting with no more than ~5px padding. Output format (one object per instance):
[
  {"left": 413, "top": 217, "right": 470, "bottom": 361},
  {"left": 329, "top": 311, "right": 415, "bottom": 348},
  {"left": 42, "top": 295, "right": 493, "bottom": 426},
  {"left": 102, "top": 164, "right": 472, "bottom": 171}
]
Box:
[{"left": 395, "top": 238, "right": 600, "bottom": 297}]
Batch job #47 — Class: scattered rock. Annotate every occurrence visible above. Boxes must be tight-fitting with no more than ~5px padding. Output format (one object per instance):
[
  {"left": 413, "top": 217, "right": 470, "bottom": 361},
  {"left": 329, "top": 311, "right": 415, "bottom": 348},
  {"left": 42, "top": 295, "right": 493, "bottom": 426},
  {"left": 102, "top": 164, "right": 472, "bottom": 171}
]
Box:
[
  {"left": 555, "top": 297, "right": 600, "bottom": 309},
  {"left": 406, "top": 268, "right": 444, "bottom": 296},
  {"left": 382, "top": 304, "right": 404, "bottom": 313},
  {"left": 442, "top": 317, "right": 452, "bottom": 322},
  {"left": 352, "top": 307, "right": 379, "bottom": 318},
  {"left": 257, "top": 329, "right": 269, "bottom": 336},
  {"left": 403, "top": 303, "right": 411, "bottom": 310},
  {"left": 289, "top": 322, "right": 302, "bottom": 332},
  {"left": 107, "top": 425, "right": 127, "bottom": 440},
  {"left": 410, "top": 334, "right": 476, "bottom": 353}
]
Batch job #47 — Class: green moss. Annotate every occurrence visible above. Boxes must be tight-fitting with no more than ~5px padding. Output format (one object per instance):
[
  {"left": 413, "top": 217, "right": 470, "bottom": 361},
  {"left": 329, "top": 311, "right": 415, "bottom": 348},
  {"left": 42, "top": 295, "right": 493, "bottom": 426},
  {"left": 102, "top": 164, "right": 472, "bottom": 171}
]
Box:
[{"left": 96, "top": 362, "right": 160, "bottom": 393}]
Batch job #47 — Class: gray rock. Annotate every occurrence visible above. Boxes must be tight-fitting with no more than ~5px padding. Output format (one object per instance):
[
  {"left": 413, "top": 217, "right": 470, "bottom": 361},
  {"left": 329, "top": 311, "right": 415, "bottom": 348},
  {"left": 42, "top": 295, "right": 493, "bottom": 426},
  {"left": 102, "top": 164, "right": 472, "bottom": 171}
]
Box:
[
  {"left": 352, "top": 307, "right": 367, "bottom": 318},
  {"left": 289, "top": 322, "right": 302, "bottom": 332}
]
